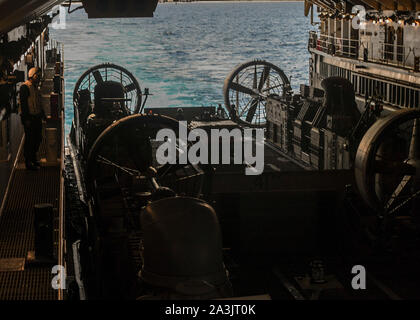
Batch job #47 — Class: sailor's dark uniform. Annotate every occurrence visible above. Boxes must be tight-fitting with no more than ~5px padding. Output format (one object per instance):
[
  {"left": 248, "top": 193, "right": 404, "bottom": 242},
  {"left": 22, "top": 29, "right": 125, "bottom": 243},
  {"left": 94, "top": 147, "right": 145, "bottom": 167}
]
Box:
[{"left": 20, "top": 80, "right": 44, "bottom": 167}]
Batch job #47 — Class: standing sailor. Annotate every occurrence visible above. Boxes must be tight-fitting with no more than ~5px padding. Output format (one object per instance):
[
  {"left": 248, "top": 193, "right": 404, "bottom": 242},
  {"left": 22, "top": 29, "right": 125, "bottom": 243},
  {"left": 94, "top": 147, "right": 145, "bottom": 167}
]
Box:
[{"left": 20, "top": 67, "right": 45, "bottom": 170}]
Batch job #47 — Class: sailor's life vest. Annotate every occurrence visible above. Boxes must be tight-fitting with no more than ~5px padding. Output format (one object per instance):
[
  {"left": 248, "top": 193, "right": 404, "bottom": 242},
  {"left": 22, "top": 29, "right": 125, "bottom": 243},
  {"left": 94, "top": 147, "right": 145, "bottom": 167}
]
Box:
[{"left": 20, "top": 80, "right": 42, "bottom": 115}]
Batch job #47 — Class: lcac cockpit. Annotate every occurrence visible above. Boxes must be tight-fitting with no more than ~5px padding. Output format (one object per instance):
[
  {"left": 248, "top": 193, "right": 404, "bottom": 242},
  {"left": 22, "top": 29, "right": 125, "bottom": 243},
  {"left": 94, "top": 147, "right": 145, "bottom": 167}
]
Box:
[{"left": 68, "top": 63, "right": 232, "bottom": 299}]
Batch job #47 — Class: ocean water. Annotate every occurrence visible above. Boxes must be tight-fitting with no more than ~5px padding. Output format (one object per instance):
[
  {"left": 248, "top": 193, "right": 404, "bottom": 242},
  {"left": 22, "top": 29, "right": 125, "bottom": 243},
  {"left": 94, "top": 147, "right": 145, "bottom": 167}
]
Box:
[{"left": 50, "top": 2, "right": 316, "bottom": 133}]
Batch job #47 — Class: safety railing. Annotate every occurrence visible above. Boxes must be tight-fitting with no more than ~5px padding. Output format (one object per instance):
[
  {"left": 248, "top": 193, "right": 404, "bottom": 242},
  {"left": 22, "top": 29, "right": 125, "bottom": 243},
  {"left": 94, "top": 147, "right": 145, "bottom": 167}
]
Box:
[
  {"left": 309, "top": 31, "right": 420, "bottom": 71},
  {"left": 309, "top": 31, "right": 359, "bottom": 59}
]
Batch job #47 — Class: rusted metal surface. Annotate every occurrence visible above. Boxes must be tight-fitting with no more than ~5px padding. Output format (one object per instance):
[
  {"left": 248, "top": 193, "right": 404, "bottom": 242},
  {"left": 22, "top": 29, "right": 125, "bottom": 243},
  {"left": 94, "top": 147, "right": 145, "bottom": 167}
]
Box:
[{"left": 0, "top": 258, "right": 25, "bottom": 272}]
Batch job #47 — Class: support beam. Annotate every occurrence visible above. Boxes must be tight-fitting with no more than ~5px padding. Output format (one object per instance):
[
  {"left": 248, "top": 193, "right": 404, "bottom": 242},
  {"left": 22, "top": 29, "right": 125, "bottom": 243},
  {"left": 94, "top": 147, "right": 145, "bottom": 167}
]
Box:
[
  {"left": 311, "top": 0, "right": 420, "bottom": 17},
  {"left": 306, "top": 0, "right": 336, "bottom": 12},
  {"left": 358, "top": 0, "right": 384, "bottom": 10},
  {"left": 379, "top": 0, "right": 409, "bottom": 10},
  {"left": 304, "top": 0, "right": 312, "bottom": 16},
  {"left": 349, "top": 0, "right": 420, "bottom": 10},
  {"left": 397, "top": 0, "right": 416, "bottom": 10}
]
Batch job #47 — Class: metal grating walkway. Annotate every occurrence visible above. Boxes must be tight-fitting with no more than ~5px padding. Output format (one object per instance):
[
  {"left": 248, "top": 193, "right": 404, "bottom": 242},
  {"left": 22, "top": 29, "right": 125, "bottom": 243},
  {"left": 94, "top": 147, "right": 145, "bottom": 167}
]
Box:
[{"left": 0, "top": 132, "right": 60, "bottom": 300}]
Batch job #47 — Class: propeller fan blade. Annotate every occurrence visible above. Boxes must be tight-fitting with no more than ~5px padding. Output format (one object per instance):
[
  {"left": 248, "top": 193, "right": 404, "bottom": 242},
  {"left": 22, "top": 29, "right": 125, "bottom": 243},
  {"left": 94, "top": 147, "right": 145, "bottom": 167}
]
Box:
[
  {"left": 258, "top": 66, "right": 270, "bottom": 91},
  {"left": 246, "top": 98, "right": 259, "bottom": 123},
  {"left": 385, "top": 175, "right": 412, "bottom": 210},
  {"left": 124, "top": 82, "right": 137, "bottom": 93},
  {"left": 93, "top": 70, "right": 104, "bottom": 84},
  {"left": 231, "top": 82, "right": 255, "bottom": 96},
  {"left": 253, "top": 64, "right": 258, "bottom": 89},
  {"left": 373, "top": 160, "right": 416, "bottom": 175},
  {"left": 409, "top": 119, "right": 420, "bottom": 161}
]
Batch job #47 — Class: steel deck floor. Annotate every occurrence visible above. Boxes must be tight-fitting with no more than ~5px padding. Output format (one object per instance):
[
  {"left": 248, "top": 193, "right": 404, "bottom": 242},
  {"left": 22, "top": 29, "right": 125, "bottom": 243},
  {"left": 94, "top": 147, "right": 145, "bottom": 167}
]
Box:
[{"left": 0, "top": 132, "right": 60, "bottom": 300}]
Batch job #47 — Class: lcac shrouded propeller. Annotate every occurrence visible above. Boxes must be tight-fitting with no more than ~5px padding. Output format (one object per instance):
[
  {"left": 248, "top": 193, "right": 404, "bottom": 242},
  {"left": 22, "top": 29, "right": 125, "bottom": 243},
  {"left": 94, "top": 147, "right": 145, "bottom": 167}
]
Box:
[
  {"left": 73, "top": 63, "right": 142, "bottom": 114},
  {"left": 223, "top": 60, "right": 290, "bottom": 128},
  {"left": 355, "top": 108, "right": 420, "bottom": 218}
]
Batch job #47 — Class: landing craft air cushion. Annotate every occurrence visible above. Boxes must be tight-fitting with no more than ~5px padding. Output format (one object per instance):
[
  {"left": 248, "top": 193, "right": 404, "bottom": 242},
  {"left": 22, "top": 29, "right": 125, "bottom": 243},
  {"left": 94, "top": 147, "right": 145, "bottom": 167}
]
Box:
[{"left": 1, "top": 0, "right": 420, "bottom": 300}]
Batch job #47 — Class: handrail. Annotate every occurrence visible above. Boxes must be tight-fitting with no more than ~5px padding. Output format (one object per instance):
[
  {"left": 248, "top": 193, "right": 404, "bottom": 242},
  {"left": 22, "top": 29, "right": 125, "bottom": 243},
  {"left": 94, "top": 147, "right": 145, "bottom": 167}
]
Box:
[
  {"left": 58, "top": 41, "right": 65, "bottom": 301},
  {"left": 309, "top": 31, "right": 420, "bottom": 71}
]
